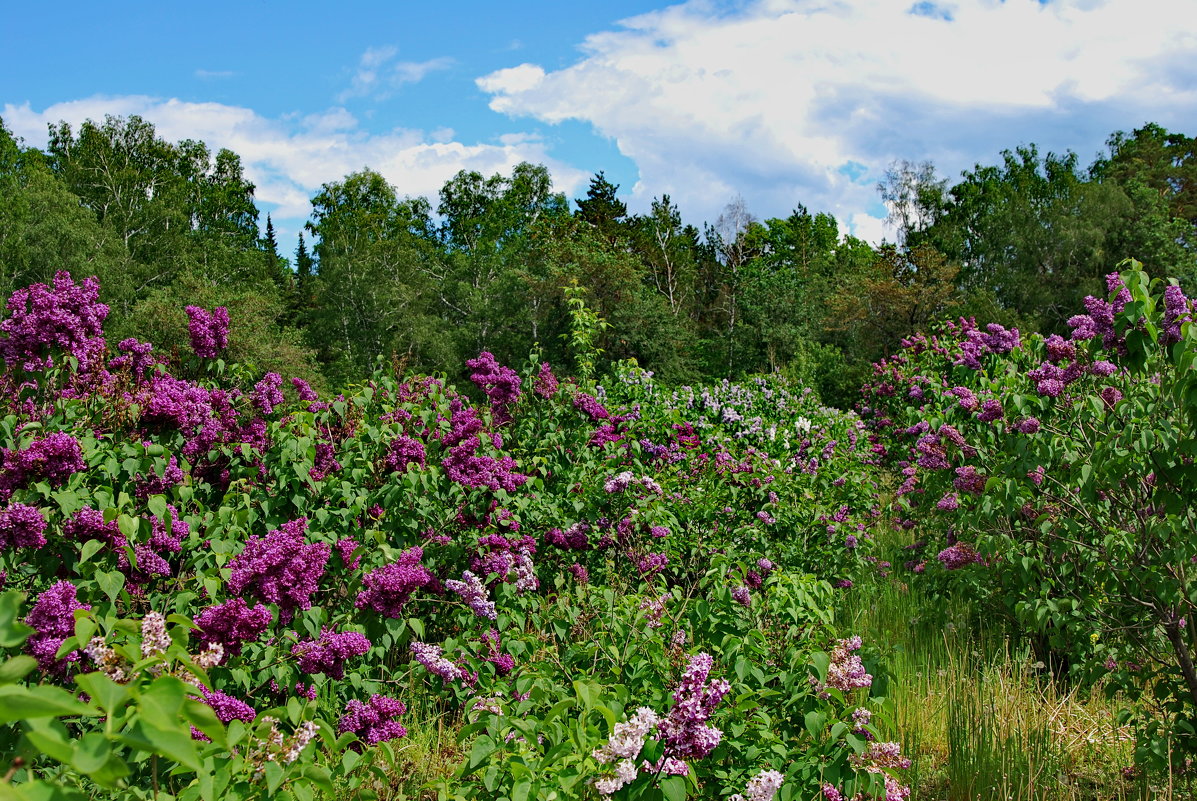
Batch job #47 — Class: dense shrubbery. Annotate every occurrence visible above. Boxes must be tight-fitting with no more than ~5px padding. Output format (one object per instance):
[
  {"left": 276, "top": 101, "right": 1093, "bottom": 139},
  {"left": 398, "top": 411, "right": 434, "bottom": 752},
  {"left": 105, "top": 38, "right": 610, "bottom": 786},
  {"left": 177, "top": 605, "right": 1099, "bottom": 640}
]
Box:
[
  {"left": 861, "top": 261, "right": 1197, "bottom": 770},
  {"left": 0, "top": 273, "right": 910, "bottom": 800}
]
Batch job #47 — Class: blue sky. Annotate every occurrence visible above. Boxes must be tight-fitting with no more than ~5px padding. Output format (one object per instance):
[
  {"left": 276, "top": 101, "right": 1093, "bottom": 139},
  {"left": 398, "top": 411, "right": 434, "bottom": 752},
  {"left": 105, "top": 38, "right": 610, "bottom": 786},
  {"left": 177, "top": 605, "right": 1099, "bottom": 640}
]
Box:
[{"left": 3, "top": 0, "right": 1195, "bottom": 249}]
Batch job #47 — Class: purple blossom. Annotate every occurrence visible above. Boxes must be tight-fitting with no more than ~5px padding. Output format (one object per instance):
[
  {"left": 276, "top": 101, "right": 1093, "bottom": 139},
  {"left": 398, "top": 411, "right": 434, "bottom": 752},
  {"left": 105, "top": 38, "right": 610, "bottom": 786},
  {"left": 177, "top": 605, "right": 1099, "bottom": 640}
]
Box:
[
  {"left": 658, "top": 652, "right": 730, "bottom": 760},
  {"left": 0, "top": 272, "right": 109, "bottom": 372},
  {"left": 199, "top": 688, "right": 256, "bottom": 724},
  {"left": 194, "top": 598, "right": 273, "bottom": 657},
  {"left": 110, "top": 337, "right": 159, "bottom": 375},
  {"left": 185, "top": 305, "right": 230, "bottom": 359},
  {"left": 227, "top": 518, "right": 330, "bottom": 620},
  {"left": 356, "top": 548, "right": 431, "bottom": 618},
  {"left": 0, "top": 432, "right": 85, "bottom": 499},
  {"left": 1100, "top": 386, "right": 1123, "bottom": 408},
  {"left": 534, "top": 362, "right": 559, "bottom": 398},
  {"left": 63, "top": 507, "right": 125, "bottom": 552},
  {"left": 339, "top": 695, "right": 407, "bottom": 747},
  {"left": 820, "top": 636, "right": 872, "bottom": 695},
  {"left": 1014, "top": 417, "right": 1041, "bottom": 434},
  {"left": 336, "top": 537, "right": 361, "bottom": 570},
  {"left": 936, "top": 493, "right": 960, "bottom": 511},
  {"left": 569, "top": 563, "right": 589, "bottom": 584},
  {"left": 25, "top": 581, "right": 90, "bottom": 673},
  {"left": 731, "top": 586, "right": 752, "bottom": 607},
  {"left": 637, "top": 552, "right": 669, "bottom": 577},
  {"left": 252, "top": 372, "right": 285, "bottom": 415},
  {"left": 445, "top": 571, "right": 497, "bottom": 619},
  {"left": 1162, "top": 285, "right": 1193, "bottom": 345},
  {"left": 0, "top": 503, "right": 46, "bottom": 549},
  {"left": 977, "top": 399, "right": 1003, "bottom": 423},
  {"left": 293, "top": 628, "right": 372, "bottom": 679},
  {"left": 384, "top": 434, "right": 426, "bottom": 472},
  {"left": 466, "top": 351, "right": 522, "bottom": 425},
  {"left": 573, "top": 392, "right": 610, "bottom": 421},
  {"left": 1090, "top": 360, "right": 1118, "bottom": 377},
  {"left": 937, "top": 543, "right": 985, "bottom": 570},
  {"left": 410, "top": 641, "right": 462, "bottom": 681},
  {"left": 291, "top": 377, "right": 319, "bottom": 401}
]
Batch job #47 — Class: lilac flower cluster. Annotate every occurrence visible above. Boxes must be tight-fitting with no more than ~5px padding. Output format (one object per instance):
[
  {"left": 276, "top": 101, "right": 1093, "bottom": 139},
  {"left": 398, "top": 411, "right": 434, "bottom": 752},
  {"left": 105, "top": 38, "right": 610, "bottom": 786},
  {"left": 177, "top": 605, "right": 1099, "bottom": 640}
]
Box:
[
  {"left": 955, "top": 322, "right": 1020, "bottom": 370},
  {"left": 336, "top": 538, "right": 361, "bottom": 570},
  {"left": 445, "top": 570, "right": 497, "bottom": 619},
  {"left": 0, "top": 503, "right": 46, "bottom": 549},
  {"left": 1162, "top": 285, "right": 1194, "bottom": 345},
  {"left": 816, "top": 636, "right": 872, "bottom": 697},
  {"left": 658, "top": 652, "right": 730, "bottom": 760},
  {"left": 339, "top": 695, "right": 408, "bottom": 746},
  {"left": 0, "top": 432, "right": 85, "bottom": 500},
  {"left": 410, "top": 641, "right": 462, "bottom": 681},
  {"left": 479, "top": 629, "right": 515, "bottom": 675},
  {"left": 533, "top": 362, "right": 559, "bottom": 398},
  {"left": 227, "top": 518, "right": 330, "bottom": 620},
  {"left": 729, "top": 769, "right": 785, "bottom": 801},
  {"left": 185, "top": 305, "right": 230, "bottom": 359},
  {"left": 591, "top": 707, "right": 661, "bottom": 796},
  {"left": 466, "top": 351, "right": 522, "bottom": 425},
  {"left": 110, "top": 337, "right": 160, "bottom": 376},
  {"left": 307, "top": 441, "right": 342, "bottom": 482},
  {"left": 251, "top": 372, "right": 284, "bottom": 415},
  {"left": 63, "top": 507, "right": 124, "bottom": 552},
  {"left": 0, "top": 271, "right": 109, "bottom": 372},
  {"left": 356, "top": 547, "right": 431, "bottom": 618},
  {"left": 573, "top": 392, "right": 611, "bottom": 421},
  {"left": 199, "top": 687, "right": 256, "bottom": 724},
  {"left": 546, "top": 522, "right": 591, "bottom": 550},
  {"left": 440, "top": 401, "right": 528, "bottom": 492},
  {"left": 293, "top": 628, "right": 372, "bottom": 679},
  {"left": 384, "top": 433, "right": 426, "bottom": 472},
  {"left": 637, "top": 552, "right": 669, "bottom": 578},
  {"left": 134, "top": 454, "right": 185, "bottom": 498},
  {"left": 25, "top": 581, "right": 90, "bottom": 673},
  {"left": 194, "top": 598, "right": 274, "bottom": 657},
  {"left": 937, "top": 542, "right": 985, "bottom": 570}
]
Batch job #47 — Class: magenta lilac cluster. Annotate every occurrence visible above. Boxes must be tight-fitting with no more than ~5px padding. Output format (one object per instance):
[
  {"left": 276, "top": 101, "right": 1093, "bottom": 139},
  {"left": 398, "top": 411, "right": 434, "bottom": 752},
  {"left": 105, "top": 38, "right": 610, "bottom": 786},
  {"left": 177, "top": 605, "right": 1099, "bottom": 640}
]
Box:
[
  {"left": 227, "top": 518, "right": 330, "bottom": 620},
  {"left": 0, "top": 272, "right": 108, "bottom": 372},
  {"left": 193, "top": 598, "right": 274, "bottom": 656},
  {"left": 658, "top": 651, "right": 730, "bottom": 761},
  {"left": 356, "top": 547, "right": 431, "bottom": 618},
  {"left": 185, "top": 305, "right": 230, "bottom": 358},
  {"left": 338, "top": 695, "right": 407, "bottom": 747},
  {"left": 25, "top": 581, "right": 90, "bottom": 673},
  {"left": 466, "top": 351, "right": 522, "bottom": 426},
  {"left": 0, "top": 432, "right": 85, "bottom": 500},
  {"left": 0, "top": 503, "right": 46, "bottom": 549},
  {"left": 293, "top": 628, "right": 372, "bottom": 679}
]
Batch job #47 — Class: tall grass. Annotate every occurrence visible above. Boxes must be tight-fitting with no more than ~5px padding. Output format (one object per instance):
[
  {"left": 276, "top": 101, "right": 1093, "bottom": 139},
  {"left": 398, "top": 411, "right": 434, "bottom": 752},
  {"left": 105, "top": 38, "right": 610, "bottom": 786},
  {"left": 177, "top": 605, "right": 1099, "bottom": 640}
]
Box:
[{"left": 837, "top": 572, "right": 1149, "bottom": 800}]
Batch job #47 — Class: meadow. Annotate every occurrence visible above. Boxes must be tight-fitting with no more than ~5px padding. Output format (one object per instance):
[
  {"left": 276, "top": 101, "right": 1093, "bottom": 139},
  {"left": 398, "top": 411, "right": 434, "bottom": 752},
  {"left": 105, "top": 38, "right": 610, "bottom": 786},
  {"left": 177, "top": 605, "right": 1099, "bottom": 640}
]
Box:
[{"left": 0, "top": 263, "right": 1194, "bottom": 801}]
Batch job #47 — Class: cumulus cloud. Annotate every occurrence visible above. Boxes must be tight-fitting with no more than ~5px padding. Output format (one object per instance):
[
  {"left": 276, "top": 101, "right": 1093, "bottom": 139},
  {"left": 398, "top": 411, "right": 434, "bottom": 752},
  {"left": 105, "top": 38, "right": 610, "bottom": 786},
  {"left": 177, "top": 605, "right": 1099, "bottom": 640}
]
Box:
[
  {"left": 478, "top": 0, "right": 1197, "bottom": 241},
  {"left": 2, "top": 96, "right": 588, "bottom": 242},
  {"left": 339, "top": 45, "right": 454, "bottom": 102}
]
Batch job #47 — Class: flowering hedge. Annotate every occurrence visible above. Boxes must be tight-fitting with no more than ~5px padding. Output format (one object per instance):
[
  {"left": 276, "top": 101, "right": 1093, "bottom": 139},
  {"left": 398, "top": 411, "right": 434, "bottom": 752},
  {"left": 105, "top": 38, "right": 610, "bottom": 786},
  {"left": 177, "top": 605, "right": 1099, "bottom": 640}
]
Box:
[
  {"left": 860, "top": 261, "right": 1197, "bottom": 768},
  {"left": 0, "top": 272, "right": 908, "bottom": 800}
]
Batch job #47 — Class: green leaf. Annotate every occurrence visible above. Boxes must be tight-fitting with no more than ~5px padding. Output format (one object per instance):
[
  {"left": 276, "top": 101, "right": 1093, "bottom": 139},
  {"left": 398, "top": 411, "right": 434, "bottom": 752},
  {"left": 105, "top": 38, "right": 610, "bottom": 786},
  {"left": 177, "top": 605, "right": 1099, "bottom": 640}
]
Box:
[
  {"left": 78, "top": 538, "right": 104, "bottom": 565},
  {"left": 120, "top": 720, "right": 201, "bottom": 769},
  {"left": 661, "top": 775, "right": 688, "bottom": 801},
  {"left": 75, "top": 672, "right": 130, "bottom": 713},
  {"left": 0, "top": 655, "right": 38, "bottom": 685},
  {"left": 0, "top": 590, "right": 32, "bottom": 648},
  {"left": 0, "top": 684, "right": 97, "bottom": 724},
  {"left": 464, "top": 735, "right": 498, "bottom": 775},
  {"left": 96, "top": 570, "right": 125, "bottom": 603},
  {"left": 71, "top": 732, "right": 112, "bottom": 774}
]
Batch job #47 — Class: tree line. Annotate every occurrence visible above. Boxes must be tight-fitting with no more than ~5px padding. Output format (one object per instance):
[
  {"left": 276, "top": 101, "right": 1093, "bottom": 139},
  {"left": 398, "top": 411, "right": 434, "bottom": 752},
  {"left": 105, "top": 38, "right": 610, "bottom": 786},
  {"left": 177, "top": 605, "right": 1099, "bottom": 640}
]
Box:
[{"left": 1, "top": 114, "right": 1193, "bottom": 406}]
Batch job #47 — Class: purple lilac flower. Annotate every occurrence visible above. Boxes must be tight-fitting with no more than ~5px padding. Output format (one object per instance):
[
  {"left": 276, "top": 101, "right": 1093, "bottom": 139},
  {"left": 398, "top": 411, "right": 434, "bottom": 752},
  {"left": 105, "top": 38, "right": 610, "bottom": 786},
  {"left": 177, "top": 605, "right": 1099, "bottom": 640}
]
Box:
[
  {"left": 658, "top": 652, "right": 730, "bottom": 760},
  {"left": 293, "top": 628, "right": 372, "bottom": 679},
  {"left": 731, "top": 586, "right": 752, "bottom": 607},
  {"left": 252, "top": 372, "right": 284, "bottom": 415},
  {"left": 0, "top": 503, "right": 46, "bottom": 549},
  {"left": 356, "top": 547, "right": 432, "bottom": 618},
  {"left": 936, "top": 493, "right": 960, "bottom": 511},
  {"left": 1044, "top": 334, "right": 1075, "bottom": 363},
  {"left": 977, "top": 399, "right": 1003, "bottom": 422},
  {"left": 572, "top": 392, "right": 610, "bottom": 421},
  {"left": 729, "top": 769, "right": 785, "bottom": 801},
  {"left": 1028, "top": 465, "right": 1046, "bottom": 486},
  {"left": 0, "top": 432, "right": 86, "bottom": 500},
  {"left": 818, "top": 636, "right": 872, "bottom": 696},
  {"left": 1100, "top": 386, "right": 1123, "bottom": 408},
  {"left": 194, "top": 598, "right": 274, "bottom": 657},
  {"left": 466, "top": 351, "right": 522, "bottom": 426},
  {"left": 444, "top": 571, "right": 497, "bottom": 619},
  {"left": 25, "top": 581, "right": 90, "bottom": 673},
  {"left": 937, "top": 543, "right": 985, "bottom": 570},
  {"left": 185, "top": 306, "right": 230, "bottom": 359},
  {"left": 410, "top": 641, "right": 462, "bottom": 681},
  {"left": 569, "top": 563, "right": 589, "bottom": 584},
  {"left": 110, "top": 338, "right": 159, "bottom": 375},
  {"left": 385, "top": 434, "right": 426, "bottom": 472},
  {"left": 291, "top": 377, "right": 319, "bottom": 401},
  {"left": 227, "top": 518, "right": 330, "bottom": 621},
  {"left": 534, "top": 363, "right": 559, "bottom": 398},
  {"left": 336, "top": 537, "right": 361, "bottom": 570},
  {"left": 339, "top": 695, "right": 407, "bottom": 747},
  {"left": 637, "top": 552, "right": 669, "bottom": 577},
  {"left": 1162, "top": 285, "right": 1193, "bottom": 345},
  {"left": 0, "top": 272, "right": 108, "bottom": 372},
  {"left": 63, "top": 507, "right": 125, "bottom": 551},
  {"left": 1014, "top": 417, "right": 1041, "bottom": 434},
  {"left": 950, "top": 387, "right": 979, "bottom": 411},
  {"left": 199, "top": 688, "right": 256, "bottom": 724}
]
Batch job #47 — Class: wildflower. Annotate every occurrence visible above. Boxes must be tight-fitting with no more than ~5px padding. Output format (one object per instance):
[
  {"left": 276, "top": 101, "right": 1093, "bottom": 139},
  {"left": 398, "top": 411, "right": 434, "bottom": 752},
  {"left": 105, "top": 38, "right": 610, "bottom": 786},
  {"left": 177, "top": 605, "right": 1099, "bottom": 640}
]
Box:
[
  {"left": 140, "top": 611, "right": 172, "bottom": 660},
  {"left": 25, "top": 581, "right": 90, "bottom": 673},
  {"left": 658, "top": 652, "right": 730, "bottom": 760},
  {"left": 729, "top": 769, "right": 784, "bottom": 801},
  {"left": 292, "top": 628, "right": 372, "bottom": 679},
  {"left": 445, "top": 571, "right": 497, "bottom": 620},
  {"left": 185, "top": 305, "right": 229, "bottom": 358},
  {"left": 356, "top": 547, "right": 431, "bottom": 618},
  {"left": 338, "top": 695, "right": 408, "bottom": 747},
  {"left": 194, "top": 598, "right": 273, "bottom": 657},
  {"left": 0, "top": 503, "right": 46, "bottom": 549},
  {"left": 228, "top": 518, "right": 330, "bottom": 621}
]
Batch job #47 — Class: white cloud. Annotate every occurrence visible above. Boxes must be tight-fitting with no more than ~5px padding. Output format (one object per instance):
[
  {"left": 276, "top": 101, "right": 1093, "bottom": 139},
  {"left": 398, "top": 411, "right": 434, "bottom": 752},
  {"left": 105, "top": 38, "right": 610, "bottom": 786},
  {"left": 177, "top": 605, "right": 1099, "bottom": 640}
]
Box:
[
  {"left": 2, "top": 96, "right": 589, "bottom": 245},
  {"left": 478, "top": 0, "right": 1197, "bottom": 242},
  {"left": 339, "top": 45, "right": 454, "bottom": 102},
  {"left": 194, "top": 69, "right": 236, "bottom": 80}
]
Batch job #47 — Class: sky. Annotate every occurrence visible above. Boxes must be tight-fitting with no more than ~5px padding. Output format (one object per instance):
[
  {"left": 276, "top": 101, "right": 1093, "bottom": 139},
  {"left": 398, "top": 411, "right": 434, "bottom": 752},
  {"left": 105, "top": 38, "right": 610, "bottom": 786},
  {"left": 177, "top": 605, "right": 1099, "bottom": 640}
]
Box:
[{"left": 3, "top": 0, "right": 1196, "bottom": 249}]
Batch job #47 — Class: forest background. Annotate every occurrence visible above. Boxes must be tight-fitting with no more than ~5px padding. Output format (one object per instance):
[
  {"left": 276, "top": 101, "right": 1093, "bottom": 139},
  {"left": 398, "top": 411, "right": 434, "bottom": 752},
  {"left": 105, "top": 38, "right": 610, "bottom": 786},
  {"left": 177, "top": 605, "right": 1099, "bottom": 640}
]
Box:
[{"left": 1, "top": 114, "right": 1194, "bottom": 405}]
